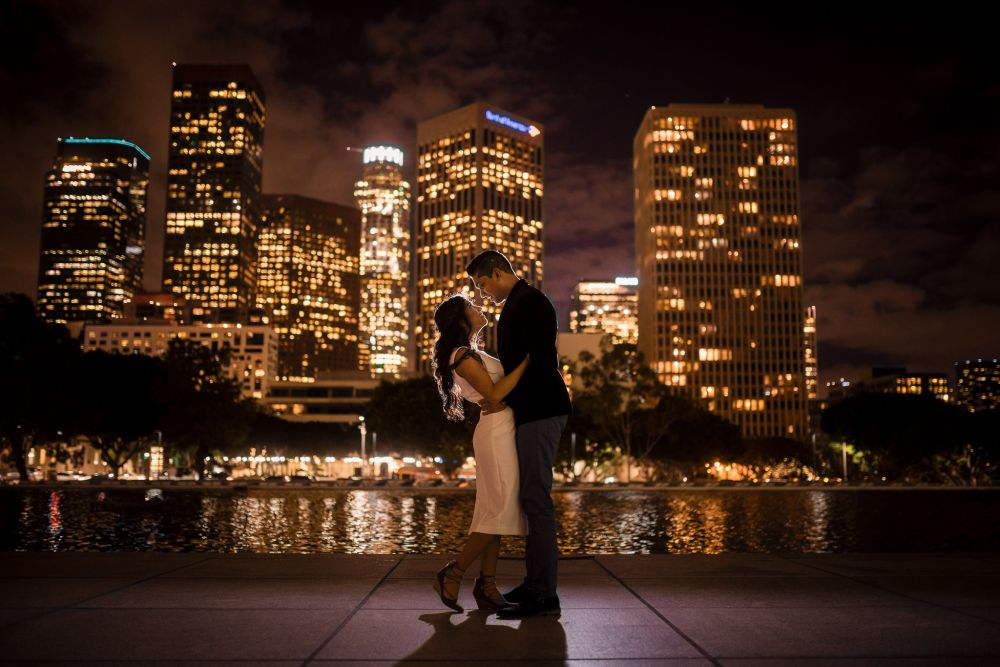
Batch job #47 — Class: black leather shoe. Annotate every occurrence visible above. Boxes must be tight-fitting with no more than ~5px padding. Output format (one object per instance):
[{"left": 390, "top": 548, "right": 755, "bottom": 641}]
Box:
[
  {"left": 501, "top": 583, "right": 535, "bottom": 605},
  {"left": 496, "top": 595, "right": 560, "bottom": 619}
]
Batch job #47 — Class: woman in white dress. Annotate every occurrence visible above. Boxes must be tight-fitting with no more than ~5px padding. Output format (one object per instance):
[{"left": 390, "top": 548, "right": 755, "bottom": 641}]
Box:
[{"left": 431, "top": 294, "right": 529, "bottom": 612}]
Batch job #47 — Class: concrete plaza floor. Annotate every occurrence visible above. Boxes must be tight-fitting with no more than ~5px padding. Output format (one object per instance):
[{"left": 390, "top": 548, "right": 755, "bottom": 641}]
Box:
[{"left": 1, "top": 552, "right": 999, "bottom": 665}]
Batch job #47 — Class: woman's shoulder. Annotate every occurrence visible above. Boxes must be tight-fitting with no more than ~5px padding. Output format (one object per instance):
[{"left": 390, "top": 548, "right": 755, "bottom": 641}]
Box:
[{"left": 449, "top": 346, "right": 483, "bottom": 369}]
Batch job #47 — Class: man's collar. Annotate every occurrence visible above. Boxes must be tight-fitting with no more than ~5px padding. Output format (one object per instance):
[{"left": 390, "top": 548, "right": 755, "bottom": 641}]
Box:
[{"left": 499, "top": 279, "right": 528, "bottom": 312}]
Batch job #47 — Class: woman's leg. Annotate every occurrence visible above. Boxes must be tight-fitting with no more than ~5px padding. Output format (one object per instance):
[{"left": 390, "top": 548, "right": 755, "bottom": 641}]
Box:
[
  {"left": 436, "top": 532, "right": 496, "bottom": 609},
  {"left": 479, "top": 534, "right": 501, "bottom": 577},
  {"left": 456, "top": 532, "right": 497, "bottom": 571},
  {"left": 473, "top": 535, "right": 508, "bottom": 608}
]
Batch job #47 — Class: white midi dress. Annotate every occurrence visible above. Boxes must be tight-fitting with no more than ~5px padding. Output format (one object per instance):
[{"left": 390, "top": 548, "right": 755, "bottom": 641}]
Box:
[{"left": 450, "top": 348, "right": 527, "bottom": 536}]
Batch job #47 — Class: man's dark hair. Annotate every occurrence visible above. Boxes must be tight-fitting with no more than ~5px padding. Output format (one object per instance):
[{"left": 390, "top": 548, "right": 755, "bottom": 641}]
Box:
[{"left": 466, "top": 250, "right": 515, "bottom": 278}]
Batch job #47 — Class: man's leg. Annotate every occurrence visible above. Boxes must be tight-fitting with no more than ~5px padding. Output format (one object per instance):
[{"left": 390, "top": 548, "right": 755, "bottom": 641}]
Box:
[{"left": 515, "top": 415, "right": 567, "bottom": 597}]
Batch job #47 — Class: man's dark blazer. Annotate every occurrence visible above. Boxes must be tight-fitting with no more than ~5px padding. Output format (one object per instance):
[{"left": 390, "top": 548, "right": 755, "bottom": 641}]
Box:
[{"left": 496, "top": 279, "right": 572, "bottom": 427}]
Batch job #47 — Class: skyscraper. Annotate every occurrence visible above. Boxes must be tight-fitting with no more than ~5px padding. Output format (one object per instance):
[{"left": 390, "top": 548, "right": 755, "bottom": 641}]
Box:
[
  {"left": 354, "top": 145, "right": 411, "bottom": 376},
  {"left": 162, "top": 64, "right": 265, "bottom": 323},
  {"left": 37, "top": 137, "right": 149, "bottom": 325},
  {"left": 954, "top": 358, "right": 999, "bottom": 412},
  {"left": 804, "top": 305, "right": 818, "bottom": 401},
  {"left": 414, "top": 103, "right": 544, "bottom": 371},
  {"left": 568, "top": 277, "right": 639, "bottom": 345},
  {"left": 634, "top": 103, "right": 807, "bottom": 440},
  {"left": 257, "top": 194, "right": 361, "bottom": 381}
]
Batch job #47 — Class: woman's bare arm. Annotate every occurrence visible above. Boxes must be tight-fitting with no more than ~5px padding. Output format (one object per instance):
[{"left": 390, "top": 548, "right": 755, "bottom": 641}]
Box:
[{"left": 454, "top": 350, "right": 529, "bottom": 403}]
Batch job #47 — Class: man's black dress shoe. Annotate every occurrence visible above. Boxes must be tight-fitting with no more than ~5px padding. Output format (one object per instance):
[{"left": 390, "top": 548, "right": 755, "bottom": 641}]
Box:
[
  {"left": 496, "top": 595, "right": 560, "bottom": 619},
  {"left": 501, "top": 583, "right": 534, "bottom": 605}
]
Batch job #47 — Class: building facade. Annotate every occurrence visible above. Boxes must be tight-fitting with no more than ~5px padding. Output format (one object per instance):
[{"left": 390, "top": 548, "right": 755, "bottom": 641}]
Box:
[
  {"left": 257, "top": 194, "right": 361, "bottom": 381},
  {"left": 568, "top": 277, "right": 639, "bottom": 345},
  {"left": 37, "top": 137, "right": 149, "bottom": 325},
  {"left": 804, "top": 305, "right": 818, "bottom": 401},
  {"left": 82, "top": 322, "right": 277, "bottom": 401},
  {"left": 162, "top": 64, "right": 265, "bottom": 323},
  {"left": 955, "top": 358, "right": 1000, "bottom": 412},
  {"left": 414, "top": 103, "right": 545, "bottom": 370},
  {"left": 634, "top": 103, "right": 807, "bottom": 440},
  {"left": 353, "top": 145, "right": 411, "bottom": 376},
  {"left": 827, "top": 367, "right": 951, "bottom": 403},
  {"left": 263, "top": 374, "right": 380, "bottom": 424}
]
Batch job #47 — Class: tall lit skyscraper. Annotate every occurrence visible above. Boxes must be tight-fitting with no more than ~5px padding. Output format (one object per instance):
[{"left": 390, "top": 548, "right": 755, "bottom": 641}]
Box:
[
  {"left": 955, "top": 358, "right": 999, "bottom": 413},
  {"left": 257, "top": 194, "right": 361, "bottom": 381},
  {"left": 354, "top": 145, "right": 411, "bottom": 376},
  {"left": 37, "top": 137, "right": 149, "bottom": 325},
  {"left": 634, "top": 103, "right": 807, "bottom": 440},
  {"left": 804, "top": 305, "right": 818, "bottom": 401},
  {"left": 414, "top": 102, "right": 544, "bottom": 371},
  {"left": 162, "top": 64, "right": 265, "bottom": 323},
  {"left": 568, "top": 277, "right": 639, "bottom": 345}
]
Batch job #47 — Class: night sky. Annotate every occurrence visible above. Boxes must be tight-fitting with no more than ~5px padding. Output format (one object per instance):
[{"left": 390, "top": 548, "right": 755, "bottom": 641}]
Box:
[{"left": 1, "top": 1, "right": 996, "bottom": 396}]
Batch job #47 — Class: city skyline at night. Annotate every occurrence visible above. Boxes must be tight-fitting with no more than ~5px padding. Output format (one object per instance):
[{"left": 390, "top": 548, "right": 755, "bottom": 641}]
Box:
[{"left": 1, "top": 4, "right": 996, "bottom": 397}]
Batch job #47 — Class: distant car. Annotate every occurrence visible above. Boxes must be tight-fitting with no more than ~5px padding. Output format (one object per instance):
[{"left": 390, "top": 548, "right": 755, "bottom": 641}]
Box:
[
  {"left": 56, "top": 470, "right": 91, "bottom": 481},
  {"left": 289, "top": 473, "right": 315, "bottom": 482},
  {"left": 117, "top": 472, "right": 147, "bottom": 481},
  {"left": 21, "top": 467, "right": 44, "bottom": 481},
  {"left": 169, "top": 468, "right": 198, "bottom": 481},
  {"left": 208, "top": 471, "right": 232, "bottom": 481},
  {"left": 264, "top": 475, "right": 290, "bottom": 483}
]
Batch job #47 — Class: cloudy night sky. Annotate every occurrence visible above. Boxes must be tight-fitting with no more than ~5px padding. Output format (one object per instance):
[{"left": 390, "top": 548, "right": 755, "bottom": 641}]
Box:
[{"left": 1, "top": 1, "right": 996, "bottom": 396}]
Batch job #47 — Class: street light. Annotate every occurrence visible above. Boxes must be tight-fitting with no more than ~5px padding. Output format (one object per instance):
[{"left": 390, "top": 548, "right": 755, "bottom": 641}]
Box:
[
  {"left": 358, "top": 416, "right": 367, "bottom": 478},
  {"left": 570, "top": 432, "right": 577, "bottom": 481}
]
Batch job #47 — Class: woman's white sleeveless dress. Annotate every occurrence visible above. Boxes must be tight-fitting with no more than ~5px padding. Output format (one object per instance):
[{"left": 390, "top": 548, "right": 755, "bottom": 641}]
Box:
[{"left": 450, "top": 348, "right": 527, "bottom": 536}]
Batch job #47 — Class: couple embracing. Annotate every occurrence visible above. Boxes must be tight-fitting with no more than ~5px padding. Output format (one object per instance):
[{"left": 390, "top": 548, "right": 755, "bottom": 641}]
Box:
[{"left": 431, "top": 250, "right": 572, "bottom": 619}]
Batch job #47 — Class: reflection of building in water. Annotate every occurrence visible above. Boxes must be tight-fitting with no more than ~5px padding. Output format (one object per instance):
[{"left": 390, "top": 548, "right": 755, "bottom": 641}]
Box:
[
  {"left": 665, "top": 495, "right": 728, "bottom": 554},
  {"left": 803, "top": 491, "right": 832, "bottom": 552}
]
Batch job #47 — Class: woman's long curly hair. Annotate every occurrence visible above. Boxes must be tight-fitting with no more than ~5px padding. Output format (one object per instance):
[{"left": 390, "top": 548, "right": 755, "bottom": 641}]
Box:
[{"left": 432, "top": 294, "right": 480, "bottom": 422}]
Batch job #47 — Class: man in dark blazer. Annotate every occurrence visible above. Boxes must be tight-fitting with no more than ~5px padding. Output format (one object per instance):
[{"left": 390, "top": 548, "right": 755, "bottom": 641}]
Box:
[{"left": 466, "top": 250, "right": 571, "bottom": 618}]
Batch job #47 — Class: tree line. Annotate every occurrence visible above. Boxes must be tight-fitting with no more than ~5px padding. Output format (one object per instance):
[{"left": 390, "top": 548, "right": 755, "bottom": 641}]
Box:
[
  {"left": 364, "top": 340, "right": 999, "bottom": 485},
  {"left": 4, "top": 292, "right": 996, "bottom": 485}
]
